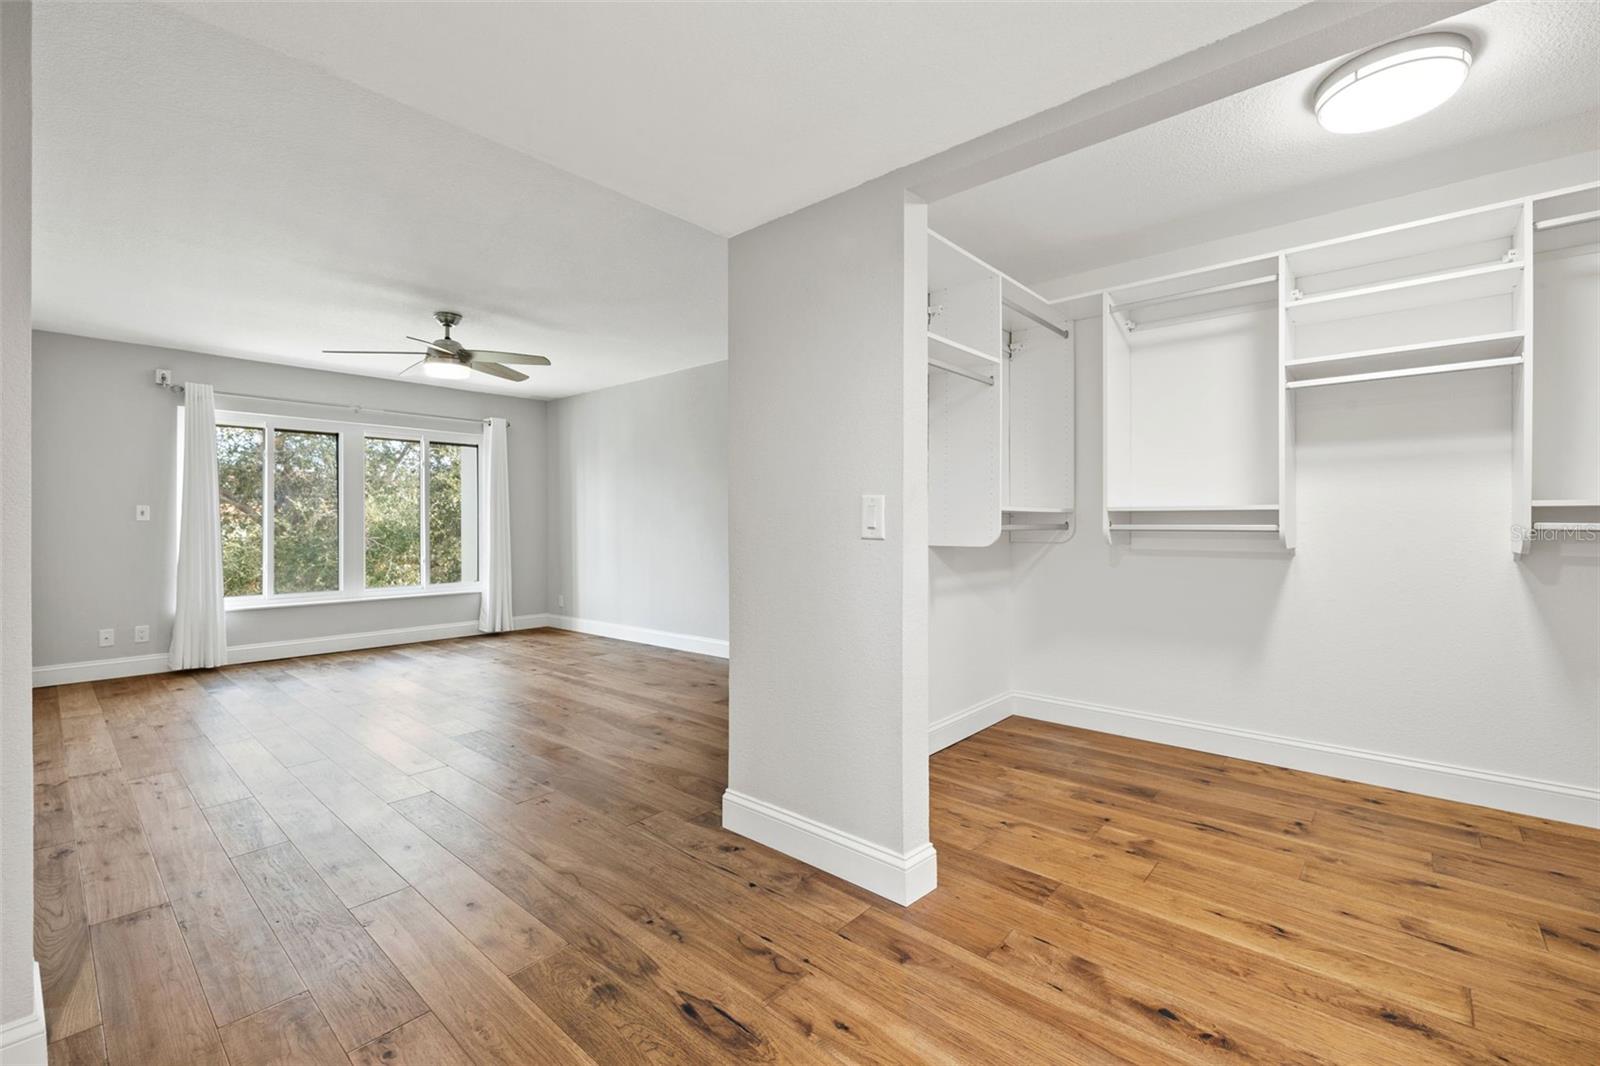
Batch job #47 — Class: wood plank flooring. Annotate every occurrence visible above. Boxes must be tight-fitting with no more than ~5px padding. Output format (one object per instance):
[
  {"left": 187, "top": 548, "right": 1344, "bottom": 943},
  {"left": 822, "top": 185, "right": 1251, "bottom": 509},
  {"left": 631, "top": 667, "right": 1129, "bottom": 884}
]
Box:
[{"left": 34, "top": 630, "right": 1600, "bottom": 1065}]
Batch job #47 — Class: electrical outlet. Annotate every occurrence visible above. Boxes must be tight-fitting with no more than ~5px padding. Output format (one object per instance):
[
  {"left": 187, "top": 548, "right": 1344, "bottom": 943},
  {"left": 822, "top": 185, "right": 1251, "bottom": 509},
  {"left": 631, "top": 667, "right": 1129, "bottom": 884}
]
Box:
[
  {"left": 134, "top": 504, "right": 151, "bottom": 522},
  {"left": 98, "top": 628, "right": 115, "bottom": 648},
  {"left": 557, "top": 594, "right": 565, "bottom": 609},
  {"left": 133, "top": 625, "right": 150, "bottom": 644}
]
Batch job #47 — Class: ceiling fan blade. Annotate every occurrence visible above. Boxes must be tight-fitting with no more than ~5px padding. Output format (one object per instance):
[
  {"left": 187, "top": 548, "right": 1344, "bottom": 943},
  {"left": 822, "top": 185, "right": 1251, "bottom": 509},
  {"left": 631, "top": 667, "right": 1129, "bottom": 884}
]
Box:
[
  {"left": 322, "top": 349, "right": 428, "bottom": 355},
  {"left": 470, "top": 361, "right": 529, "bottom": 382},
  {"left": 406, "top": 335, "right": 455, "bottom": 356},
  {"left": 463, "top": 349, "right": 551, "bottom": 366},
  {"left": 398, "top": 359, "right": 427, "bottom": 376}
]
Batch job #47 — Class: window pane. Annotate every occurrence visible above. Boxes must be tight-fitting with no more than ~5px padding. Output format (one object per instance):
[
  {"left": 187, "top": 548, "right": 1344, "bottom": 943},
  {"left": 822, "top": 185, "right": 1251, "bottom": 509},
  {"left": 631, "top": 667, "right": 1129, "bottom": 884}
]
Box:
[
  {"left": 217, "top": 425, "right": 264, "bottom": 597},
  {"left": 365, "top": 437, "right": 422, "bottom": 588},
  {"left": 427, "top": 443, "right": 478, "bottom": 584},
  {"left": 273, "top": 430, "right": 340, "bottom": 594}
]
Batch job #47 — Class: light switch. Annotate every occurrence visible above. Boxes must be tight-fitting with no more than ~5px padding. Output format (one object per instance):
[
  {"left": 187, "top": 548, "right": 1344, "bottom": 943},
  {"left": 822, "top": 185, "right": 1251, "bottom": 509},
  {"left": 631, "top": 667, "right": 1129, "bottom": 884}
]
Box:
[
  {"left": 135, "top": 504, "right": 151, "bottom": 522},
  {"left": 861, "top": 494, "right": 886, "bottom": 540}
]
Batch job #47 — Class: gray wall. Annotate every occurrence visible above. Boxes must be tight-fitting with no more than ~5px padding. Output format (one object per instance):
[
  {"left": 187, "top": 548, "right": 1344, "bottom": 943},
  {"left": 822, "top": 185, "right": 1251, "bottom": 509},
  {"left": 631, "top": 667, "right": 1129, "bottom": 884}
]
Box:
[
  {"left": 546, "top": 360, "right": 728, "bottom": 642},
  {"left": 1, "top": 0, "right": 32, "bottom": 1028},
  {"left": 727, "top": 180, "right": 930, "bottom": 858},
  {"left": 32, "top": 332, "right": 549, "bottom": 666}
]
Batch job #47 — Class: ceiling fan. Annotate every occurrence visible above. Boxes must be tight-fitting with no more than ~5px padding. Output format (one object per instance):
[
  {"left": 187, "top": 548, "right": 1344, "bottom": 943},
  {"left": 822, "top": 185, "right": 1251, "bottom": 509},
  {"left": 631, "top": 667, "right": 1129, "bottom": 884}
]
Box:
[{"left": 324, "top": 310, "right": 551, "bottom": 382}]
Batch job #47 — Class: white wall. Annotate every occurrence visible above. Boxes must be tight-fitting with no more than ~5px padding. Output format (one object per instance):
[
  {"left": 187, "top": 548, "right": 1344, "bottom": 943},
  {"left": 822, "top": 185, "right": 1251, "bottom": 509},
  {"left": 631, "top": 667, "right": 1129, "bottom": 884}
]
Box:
[
  {"left": 31, "top": 332, "right": 549, "bottom": 672},
  {"left": 725, "top": 182, "right": 934, "bottom": 903},
  {"left": 545, "top": 360, "right": 728, "bottom": 652},
  {"left": 0, "top": 0, "right": 36, "bottom": 1044},
  {"left": 930, "top": 155, "right": 1600, "bottom": 824}
]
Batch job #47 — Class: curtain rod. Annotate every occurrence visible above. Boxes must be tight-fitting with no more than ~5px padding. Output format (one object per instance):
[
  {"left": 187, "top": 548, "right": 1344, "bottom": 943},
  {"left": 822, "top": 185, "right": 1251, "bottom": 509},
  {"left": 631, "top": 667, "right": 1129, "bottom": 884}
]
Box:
[{"left": 159, "top": 382, "right": 502, "bottom": 427}]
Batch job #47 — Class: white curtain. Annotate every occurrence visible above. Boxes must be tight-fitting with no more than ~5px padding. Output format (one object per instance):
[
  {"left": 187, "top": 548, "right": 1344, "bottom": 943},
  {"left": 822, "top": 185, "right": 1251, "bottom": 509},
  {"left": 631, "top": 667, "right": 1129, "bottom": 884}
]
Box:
[
  {"left": 169, "top": 382, "right": 228, "bottom": 670},
  {"left": 478, "top": 416, "right": 514, "bottom": 632}
]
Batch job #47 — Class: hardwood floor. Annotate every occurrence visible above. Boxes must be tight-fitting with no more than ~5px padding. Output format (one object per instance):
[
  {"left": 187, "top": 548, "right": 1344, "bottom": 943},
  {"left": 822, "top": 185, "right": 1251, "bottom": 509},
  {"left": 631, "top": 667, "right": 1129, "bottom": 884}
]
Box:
[{"left": 33, "top": 630, "right": 1600, "bottom": 1065}]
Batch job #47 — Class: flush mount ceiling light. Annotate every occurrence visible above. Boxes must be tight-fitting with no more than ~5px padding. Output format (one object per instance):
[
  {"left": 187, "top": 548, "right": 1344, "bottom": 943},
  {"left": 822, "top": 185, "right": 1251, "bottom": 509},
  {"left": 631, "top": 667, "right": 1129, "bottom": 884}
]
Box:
[{"left": 1314, "top": 32, "right": 1473, "bottom": 134}]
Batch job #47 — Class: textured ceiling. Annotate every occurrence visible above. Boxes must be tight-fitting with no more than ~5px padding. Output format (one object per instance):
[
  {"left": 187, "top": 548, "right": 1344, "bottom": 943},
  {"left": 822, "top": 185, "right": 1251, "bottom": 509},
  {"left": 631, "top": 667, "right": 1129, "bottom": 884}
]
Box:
[
  {"left": 33, "top": 1, "right": 727, "bottom": 399},
  {"left": 171, "top": 0, "right": 1301, "bottom": 237},
  {"left": 931, "top": 0, "right": 1600, "bottom": 290}
]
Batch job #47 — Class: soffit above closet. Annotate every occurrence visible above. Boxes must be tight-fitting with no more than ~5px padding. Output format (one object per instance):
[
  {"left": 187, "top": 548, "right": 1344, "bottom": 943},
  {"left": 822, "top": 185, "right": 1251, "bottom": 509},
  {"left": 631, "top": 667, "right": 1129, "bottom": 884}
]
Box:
[
  {"left": 170, "top": 0, "right": 1301, "bottom": 237},
  {"left": 930, "top": 0, "right": 1600, "bottom": 291}
]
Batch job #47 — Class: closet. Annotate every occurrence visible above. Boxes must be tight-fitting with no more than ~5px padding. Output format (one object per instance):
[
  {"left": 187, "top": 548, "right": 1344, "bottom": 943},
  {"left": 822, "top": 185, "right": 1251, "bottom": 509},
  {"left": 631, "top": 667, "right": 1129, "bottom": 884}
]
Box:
[
  {"left": 925, "top": 181, "right": 1599, "bottom": 555},
  {"left": 927, "top": 232, "right": 1073, "bottom": 547}
]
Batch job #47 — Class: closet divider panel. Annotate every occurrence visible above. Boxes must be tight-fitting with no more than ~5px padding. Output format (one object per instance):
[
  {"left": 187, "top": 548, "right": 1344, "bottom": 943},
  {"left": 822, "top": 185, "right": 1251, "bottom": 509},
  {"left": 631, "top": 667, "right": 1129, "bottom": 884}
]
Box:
[{"left": 1530, "top": 184, "right": 1600, "bottom": 536}]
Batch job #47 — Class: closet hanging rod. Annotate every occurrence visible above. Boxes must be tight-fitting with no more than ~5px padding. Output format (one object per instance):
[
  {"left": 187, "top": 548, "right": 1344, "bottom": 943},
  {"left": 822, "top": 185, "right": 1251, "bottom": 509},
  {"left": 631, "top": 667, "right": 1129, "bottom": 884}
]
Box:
[
  {"left": 1533, "top": 210, "right": 1600, "bottom": 232},
  {"left": 1001, "top": 521, "right": 1071, "bottom": 532},
  {"left": 1001, "top": 298, "right": 1070, "bottom": 339},
  {"left": 1284, "top": 355, "right": 1521, "bottom": 390},
  {"left": 1110, "top": 523, "right": 1278, "bottom": 532},
  {"left": 928, "top": 358, "right": 994, "bottom": 386},
  {"left": 1122, "top": 298, "right": 1277, "bottom": 333},
  {"left": 1115, "top": 273, "right": 1278, "bottom": 313},
  {"left": 158, "top": 382, "right": 501, "bottom": 426}
]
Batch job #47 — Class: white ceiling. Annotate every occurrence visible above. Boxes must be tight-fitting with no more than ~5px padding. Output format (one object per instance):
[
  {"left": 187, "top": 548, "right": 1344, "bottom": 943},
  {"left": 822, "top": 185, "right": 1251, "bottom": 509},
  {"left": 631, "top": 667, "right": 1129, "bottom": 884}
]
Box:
[
  {"left": 33, "top": 1, "right": 729, "bottom": 399},
  {"left": 931, "top": 0, "right": 1600, "bottom": 290},
  {"left": 170, "top": 0, "right": 1300, "bottom": 238}
]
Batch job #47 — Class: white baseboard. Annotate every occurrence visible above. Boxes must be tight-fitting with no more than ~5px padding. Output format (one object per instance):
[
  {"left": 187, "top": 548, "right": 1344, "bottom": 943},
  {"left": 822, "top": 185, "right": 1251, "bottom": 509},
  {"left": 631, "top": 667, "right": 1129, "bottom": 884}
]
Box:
[
  {"left": 33, "top": 612, "right": 727, "bottom": 687},
  {"left": 929, "top": 693, "right": 1013, "bottom": 754},
  {"left": 1010, "top": 691, "right": 1600, "bottom": 829},
  {"left": 31, "top": 653, "right": 171, "bottom": 688},
  {"left": 228, "top": 620, "right": 485, "bottom": 664},
  {"left": 33, "top": 619, "right": 485, "bottom": 687},
  {"left": 532, "top": 613, "right": 729, "bottom": 659},
  {"left": 722, "top": 789, "right": 936, "bottom": 906},
  {"left": 0, "top": 963, "right": 45, "bottom": 1066}
]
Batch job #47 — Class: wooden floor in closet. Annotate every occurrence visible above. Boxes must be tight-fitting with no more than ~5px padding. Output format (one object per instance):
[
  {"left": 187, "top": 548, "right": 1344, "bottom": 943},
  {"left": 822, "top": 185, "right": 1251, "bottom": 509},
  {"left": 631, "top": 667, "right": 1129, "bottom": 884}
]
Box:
[{"left": 33, "top": 630, "right": 1600, "bottom": 1066}]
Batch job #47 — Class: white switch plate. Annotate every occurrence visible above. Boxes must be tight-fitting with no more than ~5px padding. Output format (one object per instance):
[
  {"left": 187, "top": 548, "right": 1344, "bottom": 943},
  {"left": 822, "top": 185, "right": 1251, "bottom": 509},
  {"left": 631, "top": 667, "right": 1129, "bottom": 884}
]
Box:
[
  {"left": 134, "top": 504, "right": 151, "bottom": 521},
  {"left": 860, "top": 494, "right": 886, "bottom": 540},
  {"left": 133, "top": 625, "right": 150, "bottom": 644},
  {"left": 98, "top": 628, "right": 115, "bottom": 648}
]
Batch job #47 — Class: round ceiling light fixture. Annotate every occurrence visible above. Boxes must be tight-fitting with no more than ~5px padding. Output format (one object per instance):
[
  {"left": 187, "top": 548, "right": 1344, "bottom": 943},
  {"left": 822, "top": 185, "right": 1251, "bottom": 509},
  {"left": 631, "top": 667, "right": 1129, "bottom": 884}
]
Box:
[{"left": 1314, "top": 32, "right": 1473, "bottom": 134}]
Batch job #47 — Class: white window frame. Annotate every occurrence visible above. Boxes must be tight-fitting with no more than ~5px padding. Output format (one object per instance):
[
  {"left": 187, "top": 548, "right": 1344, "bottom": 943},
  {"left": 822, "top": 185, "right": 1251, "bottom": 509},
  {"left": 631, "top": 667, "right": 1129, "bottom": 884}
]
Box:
[{"left": 217, "top": 409, "right": 483, "bottom": 610}]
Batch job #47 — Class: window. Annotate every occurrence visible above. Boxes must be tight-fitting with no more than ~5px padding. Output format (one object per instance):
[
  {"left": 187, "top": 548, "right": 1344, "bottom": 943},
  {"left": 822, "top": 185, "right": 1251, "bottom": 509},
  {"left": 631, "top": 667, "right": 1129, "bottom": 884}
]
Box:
[
  {"left": 273, "top": 430, "right": 340, "bottom": 593},
  {"left": 364, "top": 437, "right": 422, "bottom": 588},
  {"left": 217, "top": 425, "right": 265, "bottom": 598},
  {"left": 364, "top": 436, "right": 479, "bottom": 590},
  {"left": 216, "top": 411, "right": 479, "bottom": 605},
  {"left": 428, "top": 442, "right": 479, "bottom": 585}
]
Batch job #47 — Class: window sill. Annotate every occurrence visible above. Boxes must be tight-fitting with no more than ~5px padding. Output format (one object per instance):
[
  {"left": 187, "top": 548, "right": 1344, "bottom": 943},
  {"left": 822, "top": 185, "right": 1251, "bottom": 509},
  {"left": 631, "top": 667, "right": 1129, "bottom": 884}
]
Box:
[{"left": 225, "top": 586, "right": 483, "bottom": 612}]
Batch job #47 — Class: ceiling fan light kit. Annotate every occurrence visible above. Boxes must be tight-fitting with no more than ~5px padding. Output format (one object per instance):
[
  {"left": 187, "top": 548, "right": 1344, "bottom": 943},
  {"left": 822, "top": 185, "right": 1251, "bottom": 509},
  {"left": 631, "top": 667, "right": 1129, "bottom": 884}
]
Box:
[{"left": 323, "top": 310, "right": 551, "bottom": 383}]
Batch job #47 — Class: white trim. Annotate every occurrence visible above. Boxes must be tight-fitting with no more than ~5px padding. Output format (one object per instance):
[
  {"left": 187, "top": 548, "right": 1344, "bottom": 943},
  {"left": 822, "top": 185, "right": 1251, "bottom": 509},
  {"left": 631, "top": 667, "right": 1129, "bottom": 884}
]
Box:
[
  {"left": 1007, "top": 692, "right": 1600, "bottom": 829},
  {"left": 32, "top": 653, "right": 171, "bottom": 687},
  {"left": 227, "top": 620, "right": 483, "bottom": 664},
  {"left": 0, "top": 963, "right": 46, "bottom": 1066},
  {"left": 721, "top": 790, "right": 937, "bottom": 906},
  {"left": 929, "top": 692, "right": 1013, "bottom": 753},
  {"left": 33, "top": 620, "right": 484, "bottom": 686},
  {"left": 531, "top": 614, "right": 729, "bottom": 659}
]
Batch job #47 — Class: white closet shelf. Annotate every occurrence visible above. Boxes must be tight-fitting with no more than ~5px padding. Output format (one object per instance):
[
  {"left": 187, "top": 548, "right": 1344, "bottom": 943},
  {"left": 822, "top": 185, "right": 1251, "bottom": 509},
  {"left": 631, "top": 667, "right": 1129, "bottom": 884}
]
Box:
[
  {"left": 928, "top": 331, "right": 1000, "bottom": 375},
  {"left": 1534, "top": 499, "right": 1600, "bottom": 508},
  {"left": 1284, "top": 331, "right": 1525, "bottom": 383},
  {"left": 1286, "top": 355, "right": 1521, "bottom": 390},
  {"left": 1107, "top": 503, "right": 1277, "bottom": 512},
  {"left": 1004, "top": 504, "right": 1073, "bottom": 514},
  {"left": 1109, "top": 523, "right": 1279, "bottom": 533},
  {"left": 1286, "top": 260, "right": 1523, "bottom": 325},
  {"left": 1533, "top": 523, "right": 1600, "bottom": 532}
]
